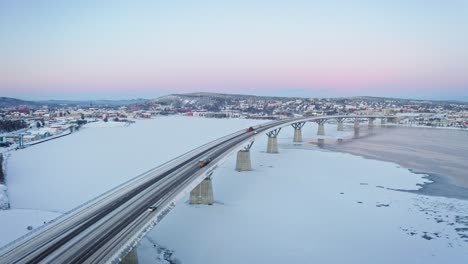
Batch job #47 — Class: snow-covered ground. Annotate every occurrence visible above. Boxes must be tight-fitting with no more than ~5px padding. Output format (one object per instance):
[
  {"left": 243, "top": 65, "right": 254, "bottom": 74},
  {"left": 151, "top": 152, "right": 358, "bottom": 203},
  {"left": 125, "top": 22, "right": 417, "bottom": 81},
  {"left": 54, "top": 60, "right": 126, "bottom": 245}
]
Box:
[
  {"left": 0, "top": 209, "right": 60, "bottom": 247},
  {"left": 2, "top": 116, "right": 468, "bottom": 263}
]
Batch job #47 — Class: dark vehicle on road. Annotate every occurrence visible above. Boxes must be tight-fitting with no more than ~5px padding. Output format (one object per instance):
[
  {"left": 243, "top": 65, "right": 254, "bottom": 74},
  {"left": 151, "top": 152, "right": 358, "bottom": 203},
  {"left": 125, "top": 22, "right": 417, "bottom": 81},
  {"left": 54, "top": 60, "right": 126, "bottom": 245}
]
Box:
[
  {"left": 246, "top": 127, "right": 255, "bottom": 132},
  {"left": 197, "top": 157, "right": 212, "bottom": 168}
]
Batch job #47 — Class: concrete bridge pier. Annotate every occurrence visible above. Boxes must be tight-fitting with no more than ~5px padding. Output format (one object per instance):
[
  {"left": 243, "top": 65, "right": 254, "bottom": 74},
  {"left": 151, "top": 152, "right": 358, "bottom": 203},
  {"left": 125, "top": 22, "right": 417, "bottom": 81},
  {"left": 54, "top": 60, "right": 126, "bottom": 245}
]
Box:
[
  {"left": 236, "top": 142, "right": 253, "bottom": 171},
  {"left": 121, "top": 247, "right": 139, "bottom": 264},
  {"left": 291, "top": 122, "right": 305, "bottom": 142},
  {"left": 354, "top": 127, "right": 360, "bottom": 138},
  {"left": 266, "top": 128, "right": 281, "bottom": 153},
  {"left": 354, "top": 118, "right": 360, "bottom": 129},
  {"left": 388, "top": 117, "right": 399, "bottom": 123},
  {"left": 316, "top": 119, "right": 326, "bottom": 136},
  {"left": 368, "top": 117, "right": 375, "bottom": 128},
  {"left": 336, "top": 118, "right": 344, "bottom": 131},
  {"left": 317, "top": 138, "right": 325, "bottom": 148},
  {"left": 189, "top": 175, "right": 214, "bottom": 205}
]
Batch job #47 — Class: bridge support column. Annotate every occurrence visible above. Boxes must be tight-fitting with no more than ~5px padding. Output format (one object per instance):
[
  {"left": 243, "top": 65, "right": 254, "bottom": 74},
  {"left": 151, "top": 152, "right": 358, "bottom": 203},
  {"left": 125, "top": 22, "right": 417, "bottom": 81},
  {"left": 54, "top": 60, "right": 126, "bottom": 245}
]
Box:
[
  {"left": 316, "top": 119, "right": 326, "bottom": 136},
  {"left": 266, "top": 128, "right": 281, "bottom": 153},
  {"left": 368, "top": 117, "right": 375, "bottom": 128},
  {"left": 121, "top": 247, "right": 139, "bottom": 264},
  {"left": 354, "top": 118, "right": 360, "bottom": 129},
  {"left": 388, "top": 117, "right": 399, "bottom": 123},
  {"left": 317, "top": 138, "right": 325, "bottom": 148},
  {"left": 336, "top": 118, "right": 344, "bottom": 131},
  {"left": 236, "top": 142, "right": 253, "bottom": 171},
  {"left": 236, "top": 150, "right": 252, "bottom": 171},
  {"left": 190, "top": 175, "right": 214, "bottom": 205},
  {"left": 291, "top": 122, "right": 305, "bottom": 142},
  {"left": 354, "top": 127, "right": 360, "bottom": 138}
]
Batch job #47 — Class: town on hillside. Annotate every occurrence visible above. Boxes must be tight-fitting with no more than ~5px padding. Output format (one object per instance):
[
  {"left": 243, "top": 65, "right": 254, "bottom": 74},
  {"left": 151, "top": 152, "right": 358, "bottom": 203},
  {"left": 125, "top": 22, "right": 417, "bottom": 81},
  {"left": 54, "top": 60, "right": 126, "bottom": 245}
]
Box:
[{"left": 1, "top": 93, "right": 467, "bottom": 149}]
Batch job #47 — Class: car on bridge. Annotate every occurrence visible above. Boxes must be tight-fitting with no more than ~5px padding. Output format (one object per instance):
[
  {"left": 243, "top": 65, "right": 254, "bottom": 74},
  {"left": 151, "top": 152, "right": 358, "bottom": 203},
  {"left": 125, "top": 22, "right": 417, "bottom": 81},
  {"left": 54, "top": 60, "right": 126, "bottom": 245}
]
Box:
[
  {"left": 197, "top": 157, "right": 212, "bottom": 168},
  {"left": 246, "top": 127, "right": 257, "bottom": 133},
  {"left": 147, "top": 206, "right": 158, "bottom": 212}
]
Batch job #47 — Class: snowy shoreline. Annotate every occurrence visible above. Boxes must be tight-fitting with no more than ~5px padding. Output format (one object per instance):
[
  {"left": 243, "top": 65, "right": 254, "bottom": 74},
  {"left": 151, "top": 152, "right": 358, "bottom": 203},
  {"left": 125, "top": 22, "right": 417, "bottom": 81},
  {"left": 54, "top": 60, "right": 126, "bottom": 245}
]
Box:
[
  {"left": 384, "top": 123, "right": 468, "bottom": 131},
  {"left": 321, "top": 125, "right": 468, "bottom": 195},
  {"left": 324, "top": 146, "right": 468, "bottom": 201}
]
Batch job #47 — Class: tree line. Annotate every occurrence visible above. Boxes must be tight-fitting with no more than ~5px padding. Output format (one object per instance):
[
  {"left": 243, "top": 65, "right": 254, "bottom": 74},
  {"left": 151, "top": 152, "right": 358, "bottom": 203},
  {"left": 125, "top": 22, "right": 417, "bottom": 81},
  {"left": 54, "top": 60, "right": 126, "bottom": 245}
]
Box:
[{"left": 0, "top": 120, "right": 28, "bottom": 132}]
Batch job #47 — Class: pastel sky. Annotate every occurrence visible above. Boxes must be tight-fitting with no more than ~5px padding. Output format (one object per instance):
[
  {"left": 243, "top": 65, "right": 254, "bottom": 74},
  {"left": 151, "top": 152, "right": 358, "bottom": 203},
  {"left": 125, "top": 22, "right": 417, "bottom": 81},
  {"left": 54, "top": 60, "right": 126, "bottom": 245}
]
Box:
[{"left": 1, "top": 0, "right": 467, "bottom": 100}]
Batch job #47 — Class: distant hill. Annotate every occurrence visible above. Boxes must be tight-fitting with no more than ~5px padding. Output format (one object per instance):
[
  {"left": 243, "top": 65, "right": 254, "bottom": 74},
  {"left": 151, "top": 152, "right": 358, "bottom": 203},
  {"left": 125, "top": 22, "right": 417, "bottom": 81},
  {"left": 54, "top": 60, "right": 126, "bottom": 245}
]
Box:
[
  {"left": 0, "top": 97, "right": 148, "bottom": 108},
  {"left": 144, "top": 92, "right": 468, "bottom": 112},
  {"left": 146, "top": 92, "right": 305, "bottom": 111},
  {"left": 154, "top": 92, "right": 468, "bottom": 103},
  {"left": 0, "top": 97, "right": 40, "bottom": 108},
  {"left": 2, "top": 93, "right": 466, "bottom": 109},
  {"left": 39, "top": 99, "right": 148, "bottom": 107},
  {"left": 151, "top": 92, "right": 303, "bottom": 104}
]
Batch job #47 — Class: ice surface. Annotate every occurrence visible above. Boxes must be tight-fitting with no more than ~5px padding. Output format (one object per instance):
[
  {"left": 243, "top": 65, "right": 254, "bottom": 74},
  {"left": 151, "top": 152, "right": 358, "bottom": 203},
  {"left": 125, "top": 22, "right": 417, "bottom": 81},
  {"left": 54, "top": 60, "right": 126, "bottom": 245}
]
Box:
[
  {"left": 2, "top": 116, "right": 468, "bottom": 263},
  {"left": 146, "top": 144, "right": 468, "bottom": 263},
  {"left": 142, "top": 120, "right": 468, "bottom": 264}
]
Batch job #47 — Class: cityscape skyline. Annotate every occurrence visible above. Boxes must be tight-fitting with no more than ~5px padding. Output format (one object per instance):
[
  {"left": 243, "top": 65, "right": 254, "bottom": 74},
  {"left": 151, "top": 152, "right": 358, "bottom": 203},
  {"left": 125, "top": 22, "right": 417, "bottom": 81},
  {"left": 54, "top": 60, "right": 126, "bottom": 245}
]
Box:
[{"left": 1, "top": 1, "right": 467, "bottom": 100}]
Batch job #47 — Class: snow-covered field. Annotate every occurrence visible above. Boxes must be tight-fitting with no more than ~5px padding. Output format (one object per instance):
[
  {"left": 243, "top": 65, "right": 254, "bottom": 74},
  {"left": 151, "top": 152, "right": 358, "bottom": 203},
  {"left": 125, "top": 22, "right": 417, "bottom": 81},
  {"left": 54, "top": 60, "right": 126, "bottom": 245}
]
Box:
[
  {"left": 0, "top": 209, "right": 60, "bottom": 247},
  {"left": 2, "top": 116, "right": 468, "bottom": 263}
]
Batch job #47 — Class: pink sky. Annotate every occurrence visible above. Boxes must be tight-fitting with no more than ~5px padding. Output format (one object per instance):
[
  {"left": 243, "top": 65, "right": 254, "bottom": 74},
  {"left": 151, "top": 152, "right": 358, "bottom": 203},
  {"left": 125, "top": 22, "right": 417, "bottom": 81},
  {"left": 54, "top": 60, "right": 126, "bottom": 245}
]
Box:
[{"left": 1, "top": 1, "right": 467, "bottom": 100}]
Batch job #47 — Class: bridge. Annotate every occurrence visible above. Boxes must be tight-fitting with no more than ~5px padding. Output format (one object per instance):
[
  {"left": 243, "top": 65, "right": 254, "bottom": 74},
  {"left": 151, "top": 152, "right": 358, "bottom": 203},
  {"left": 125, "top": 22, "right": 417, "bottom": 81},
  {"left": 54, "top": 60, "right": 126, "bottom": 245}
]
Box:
[{"left": 0, "top": 114, "right": 400, "bottom": 264}]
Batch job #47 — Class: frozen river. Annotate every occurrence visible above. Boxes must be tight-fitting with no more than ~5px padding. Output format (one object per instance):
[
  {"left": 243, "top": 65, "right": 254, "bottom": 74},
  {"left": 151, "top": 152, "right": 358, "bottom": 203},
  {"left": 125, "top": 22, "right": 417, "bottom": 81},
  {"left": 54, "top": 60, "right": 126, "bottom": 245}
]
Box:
[
  {"left": 322, "top": 125, "right": 468, "bottom": 199},
  {"left": 1, "top": 118, "right": 468, "bottom": 263}
]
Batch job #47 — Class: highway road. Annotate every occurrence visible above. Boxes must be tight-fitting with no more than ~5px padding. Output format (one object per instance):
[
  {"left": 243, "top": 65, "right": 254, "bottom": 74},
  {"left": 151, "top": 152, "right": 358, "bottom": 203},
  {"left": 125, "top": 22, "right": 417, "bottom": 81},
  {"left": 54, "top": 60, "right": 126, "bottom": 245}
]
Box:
[
  {"left": 0, "top": 115, "right": 395, "bottom": 263},
  {"left": 0, "top": 118, "right": 302, "bottom": 264}
]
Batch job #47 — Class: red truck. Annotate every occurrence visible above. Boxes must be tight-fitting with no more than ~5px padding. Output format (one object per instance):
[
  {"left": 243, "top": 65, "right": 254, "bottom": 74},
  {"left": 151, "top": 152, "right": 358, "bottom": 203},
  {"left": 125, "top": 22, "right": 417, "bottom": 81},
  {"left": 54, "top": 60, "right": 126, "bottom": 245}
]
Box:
[{"left": 246, "top": 127, "right": 254, "bottom": 132}]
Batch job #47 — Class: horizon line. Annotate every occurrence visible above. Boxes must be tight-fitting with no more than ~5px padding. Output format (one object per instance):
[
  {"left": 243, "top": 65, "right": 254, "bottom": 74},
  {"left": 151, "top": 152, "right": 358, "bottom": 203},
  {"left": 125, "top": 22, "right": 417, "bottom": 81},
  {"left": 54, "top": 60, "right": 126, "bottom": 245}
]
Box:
[{"left": 2, "top": 92, "right": 468, "bottom": 103}]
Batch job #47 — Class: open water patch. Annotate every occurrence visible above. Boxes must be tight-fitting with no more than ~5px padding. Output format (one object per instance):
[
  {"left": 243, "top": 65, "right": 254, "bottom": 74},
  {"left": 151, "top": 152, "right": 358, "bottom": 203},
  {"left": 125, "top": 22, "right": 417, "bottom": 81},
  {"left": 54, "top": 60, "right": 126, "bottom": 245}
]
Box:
[{"left": 398, "top": 170, "right": 468, "bottom": 201}]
